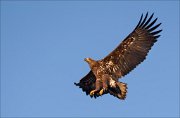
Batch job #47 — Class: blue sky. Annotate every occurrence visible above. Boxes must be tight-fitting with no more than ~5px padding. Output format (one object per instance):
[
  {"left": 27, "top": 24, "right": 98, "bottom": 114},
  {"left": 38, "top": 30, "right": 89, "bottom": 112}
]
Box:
[{"left": 1, "top": 1, "right": 179, "bottom": 117}]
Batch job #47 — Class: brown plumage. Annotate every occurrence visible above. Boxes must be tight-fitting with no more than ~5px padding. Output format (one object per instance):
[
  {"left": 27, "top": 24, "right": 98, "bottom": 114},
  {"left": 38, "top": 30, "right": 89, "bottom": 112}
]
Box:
[{"left": 74, "top": 12, "right": 162, "bottom": 100}]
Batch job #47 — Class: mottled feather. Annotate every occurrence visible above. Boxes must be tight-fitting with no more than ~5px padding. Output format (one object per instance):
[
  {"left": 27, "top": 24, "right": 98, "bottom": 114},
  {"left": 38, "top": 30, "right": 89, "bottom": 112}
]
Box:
[{"left": 101, "top": 12, "right": 162, "bottom": 79}]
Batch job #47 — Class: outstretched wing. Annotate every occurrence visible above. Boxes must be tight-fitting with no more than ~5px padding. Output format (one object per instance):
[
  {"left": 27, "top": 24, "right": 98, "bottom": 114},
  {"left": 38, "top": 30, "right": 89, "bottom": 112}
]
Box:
[
  {"left": 101, "top": 12, "right": 162, "bottom": 79},
  {"left": 74, "top": 71, "right": 97, "bottom": 97}
]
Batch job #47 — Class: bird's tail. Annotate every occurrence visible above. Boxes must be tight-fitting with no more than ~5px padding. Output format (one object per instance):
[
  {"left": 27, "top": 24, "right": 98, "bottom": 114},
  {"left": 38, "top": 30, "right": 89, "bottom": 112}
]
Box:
[
  {"left": 116, "top": 82, "right": 128, "bottom": 99},
  {"left": 109, "top": 82, "right": 128, "bottom": 100}
]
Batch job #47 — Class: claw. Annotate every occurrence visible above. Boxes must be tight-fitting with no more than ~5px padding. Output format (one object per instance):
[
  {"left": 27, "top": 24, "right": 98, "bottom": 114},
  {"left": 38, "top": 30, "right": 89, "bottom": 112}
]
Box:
[
  {"left": 90, "top": 90, "right": 96, "bottom": 96},
  {"left": 99, "top": 88, "right": 107, "bottom": 96},
  {"left": 99, "top": 89, "right": 104, "bottom": 96}
]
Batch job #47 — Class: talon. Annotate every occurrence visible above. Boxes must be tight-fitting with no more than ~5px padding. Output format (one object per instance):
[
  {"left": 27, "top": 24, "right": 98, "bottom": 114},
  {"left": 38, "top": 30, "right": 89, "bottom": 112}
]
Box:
[
  {"left": 90, "top": 90, "right": 96, "bottom": 96},
  {"left": 99, "top": 88, "right": 108, "bottom": 96},
  {"left": 99, "top": 89, "right": 104, "bottom": 96}
]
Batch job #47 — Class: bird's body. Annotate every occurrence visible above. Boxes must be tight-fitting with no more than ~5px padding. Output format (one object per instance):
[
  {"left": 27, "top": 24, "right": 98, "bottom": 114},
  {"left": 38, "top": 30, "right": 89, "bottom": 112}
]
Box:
[
  {"left": 75, "top": 12, "right": 162, "bottom": 100},
  {"left": 82, "top": 58, "right": 128, "bottom": 99}
]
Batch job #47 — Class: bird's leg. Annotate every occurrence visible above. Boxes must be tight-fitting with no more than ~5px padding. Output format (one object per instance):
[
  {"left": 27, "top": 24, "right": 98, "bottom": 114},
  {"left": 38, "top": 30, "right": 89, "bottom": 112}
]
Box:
[
  {"left": 90, "top": 78, "right": 101, "bottom": 96},
  {"left": 99, "top": 75, "right": 108, "bottom": 96},
  {"left": 90, "top": 90, "right": 97, "bottom": 96}
]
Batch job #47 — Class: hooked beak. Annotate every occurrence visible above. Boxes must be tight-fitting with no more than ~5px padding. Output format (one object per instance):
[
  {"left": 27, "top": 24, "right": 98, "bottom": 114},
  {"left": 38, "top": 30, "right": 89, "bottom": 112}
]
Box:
[
  {"left": 84, "top": 58, "right": 90, "bottom": 63},
  {"left": 84, "top": 58, "right": 88, "bottom": 62}
]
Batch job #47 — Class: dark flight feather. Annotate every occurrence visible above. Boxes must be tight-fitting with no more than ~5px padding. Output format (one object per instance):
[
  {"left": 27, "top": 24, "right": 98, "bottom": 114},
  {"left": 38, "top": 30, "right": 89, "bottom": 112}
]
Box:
[{"left": 101, "top": 12, "right": 162, "bottom": 79}]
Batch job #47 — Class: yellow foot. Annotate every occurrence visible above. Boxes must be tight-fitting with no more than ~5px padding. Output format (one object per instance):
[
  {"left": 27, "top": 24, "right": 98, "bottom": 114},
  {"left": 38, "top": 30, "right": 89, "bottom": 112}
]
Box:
[
  {"left": 99, "top": 89, "right": 104, "bottom": 96},
  {"left": 99, "top": 88, "right": 107, "bottom": 96},
  {"left": 90, "top": 90, "right": 96, "bottom": 96}
]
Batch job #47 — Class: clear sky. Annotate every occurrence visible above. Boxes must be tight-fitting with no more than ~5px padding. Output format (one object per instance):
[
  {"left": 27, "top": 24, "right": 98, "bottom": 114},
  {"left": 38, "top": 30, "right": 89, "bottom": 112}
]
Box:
[{"left": 1, "top": 1, "right": 179, "bottom": 117}]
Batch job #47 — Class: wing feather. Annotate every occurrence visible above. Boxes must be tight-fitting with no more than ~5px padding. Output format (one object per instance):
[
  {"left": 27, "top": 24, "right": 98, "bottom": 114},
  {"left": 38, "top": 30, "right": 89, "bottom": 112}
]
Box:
[
  {"left": 142, "top": 13, "right": 154, "bottom": 28},
  {"left": 74, "top": 71, "right": 96, "bottom": 97},
  {"left": 139, "top": 12, "right": 148, "bottom": 27},
  {"left": 145, "top": 18, "right": 158, "bottom": 29},
  {"left": 101, "top": 12, "right": 162, "bottom": 79}
]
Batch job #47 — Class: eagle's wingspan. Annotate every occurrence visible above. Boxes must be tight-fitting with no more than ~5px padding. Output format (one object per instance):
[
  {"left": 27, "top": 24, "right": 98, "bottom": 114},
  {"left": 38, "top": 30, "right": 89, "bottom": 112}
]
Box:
[
  {"left": 101, "top": 12, "right": 162, "bottom": 79},
  {"left": 74, "top": 71, "right": 97, "bottom": 97}
]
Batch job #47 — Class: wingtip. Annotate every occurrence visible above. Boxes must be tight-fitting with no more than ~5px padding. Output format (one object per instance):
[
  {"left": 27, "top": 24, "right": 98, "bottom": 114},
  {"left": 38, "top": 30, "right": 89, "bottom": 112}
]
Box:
[
  {"left": 154, "top": 35, "right": 161, "bottom": 39},
  {"left": 135, "top": 13, "right": 143, "bottom": 29},
  {"left": 148, "top": 22, "right": 161, "bottom": 32},
  {"left": 152, "top": 12, "right": 154, "bottom": 16},
  {"left": 74, "top": 82, "right": 79, "bottom": 86}
]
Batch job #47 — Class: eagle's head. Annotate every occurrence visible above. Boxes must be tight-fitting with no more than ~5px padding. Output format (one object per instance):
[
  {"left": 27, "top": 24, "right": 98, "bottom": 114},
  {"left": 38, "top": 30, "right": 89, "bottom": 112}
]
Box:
[
  {"left": 84, "top": 58, "right": 97, "bottom": 68},
  {"left": 84, "top": 58, "right": 93, "bottom": 63}
]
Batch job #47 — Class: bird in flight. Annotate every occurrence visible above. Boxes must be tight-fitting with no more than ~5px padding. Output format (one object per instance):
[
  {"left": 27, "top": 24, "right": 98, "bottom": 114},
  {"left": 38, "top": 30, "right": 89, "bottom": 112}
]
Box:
[{"left": 74, "top": 12, "right": 162, "bottom": 100}]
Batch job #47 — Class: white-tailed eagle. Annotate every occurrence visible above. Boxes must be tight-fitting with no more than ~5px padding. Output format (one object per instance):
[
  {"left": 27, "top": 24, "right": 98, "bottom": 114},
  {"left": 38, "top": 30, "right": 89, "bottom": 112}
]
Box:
[{"left": 74, "top": 12, "right": 162, "bottom": 100}]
